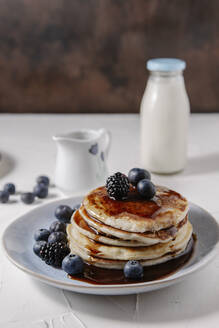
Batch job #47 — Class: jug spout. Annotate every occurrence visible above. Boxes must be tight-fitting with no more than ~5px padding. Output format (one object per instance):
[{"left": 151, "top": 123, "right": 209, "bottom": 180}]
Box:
[
  {"left": 52, "top": 134, "right": 72, "bottom": 144},
  {"left": 53, "top": 129, "right": 104, "bottom": 144}
]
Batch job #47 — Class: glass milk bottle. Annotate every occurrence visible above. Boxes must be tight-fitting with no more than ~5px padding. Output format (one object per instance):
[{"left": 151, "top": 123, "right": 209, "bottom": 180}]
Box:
[{"left": 140, "top": 58, "right": 190, "bottom": 174}]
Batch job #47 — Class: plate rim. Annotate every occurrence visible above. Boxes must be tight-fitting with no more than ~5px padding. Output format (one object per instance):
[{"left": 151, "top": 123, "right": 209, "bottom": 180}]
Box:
[{"left": 2, "top": 197, "right": 219, "bottom": 291}]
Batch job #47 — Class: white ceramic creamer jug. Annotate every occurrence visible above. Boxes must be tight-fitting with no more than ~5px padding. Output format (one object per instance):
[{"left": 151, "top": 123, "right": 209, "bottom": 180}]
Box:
[
  {"left": 140, "top": 58, "right": 190, "bottom": 174},
  {"left": 53, "top": 128, "right": 111, "bottom": 194}
]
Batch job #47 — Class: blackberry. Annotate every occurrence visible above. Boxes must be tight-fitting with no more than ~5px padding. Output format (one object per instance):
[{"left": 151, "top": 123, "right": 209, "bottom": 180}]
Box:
[
  {"left": 39, "top": 242, "right": 70, "bottom": 267},
  {"left": 106, "top": 172, "right": 130, "bottom": 200}
]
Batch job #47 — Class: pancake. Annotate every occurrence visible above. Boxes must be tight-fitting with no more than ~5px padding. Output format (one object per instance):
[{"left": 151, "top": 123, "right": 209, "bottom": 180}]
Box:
[
  {"left": 67, "top": 184, "right": 193, "bottom": 271},
  {"left": 79, "top": 205, "right": 187, "bottom": 245},
  {"left": 71, "top": 209, "right": 146, "bottom": 247},
  {"left": 83, "top": 186, "right": 189, "bottom": 233},
  {"left": 67, "top": 229, "right": 193, "bottom": 269},
  {"left": 67, "top": 220, "right": 192, "bottom": 261}
]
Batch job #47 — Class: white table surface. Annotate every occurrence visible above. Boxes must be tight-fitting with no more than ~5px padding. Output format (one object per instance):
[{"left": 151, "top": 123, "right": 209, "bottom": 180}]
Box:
[{"left": 0, "top": 113, "right": 219, "bottom": 328}]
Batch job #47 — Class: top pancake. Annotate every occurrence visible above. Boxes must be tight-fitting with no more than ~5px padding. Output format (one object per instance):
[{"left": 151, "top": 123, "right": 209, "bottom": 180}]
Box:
[{"left": 83, "top": 186, "right": 189, "bottom": 233}]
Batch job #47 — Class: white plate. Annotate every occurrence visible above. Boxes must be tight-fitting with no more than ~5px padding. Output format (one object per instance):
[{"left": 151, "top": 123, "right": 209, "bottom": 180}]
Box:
[{"left": 2, "top": 197, "right": 219, "bottom": 295}]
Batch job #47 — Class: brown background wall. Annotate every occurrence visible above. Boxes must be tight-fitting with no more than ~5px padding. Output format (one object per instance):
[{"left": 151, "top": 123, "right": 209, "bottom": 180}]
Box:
[{"left": 0, "top": 0, "right": 218, "bottom": 113}]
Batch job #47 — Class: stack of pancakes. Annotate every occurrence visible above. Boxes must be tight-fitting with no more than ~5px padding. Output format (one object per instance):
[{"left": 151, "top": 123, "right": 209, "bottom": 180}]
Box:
[{"left": 67, "top": 186, "right": 193, "bottom": 269}]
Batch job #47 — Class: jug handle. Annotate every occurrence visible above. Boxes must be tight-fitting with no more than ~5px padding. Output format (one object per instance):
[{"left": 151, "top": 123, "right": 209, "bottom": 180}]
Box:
[{"left": 100, "top": 128, "right": 111, "bottom": 158}]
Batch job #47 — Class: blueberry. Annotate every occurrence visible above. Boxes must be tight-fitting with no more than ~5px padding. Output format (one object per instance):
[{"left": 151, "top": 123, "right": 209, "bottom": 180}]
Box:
[
  {"left": 0, "top": 190, "right": 9, "bottom": 203},
  {"left": 34, "top": 228, "right": 50, "bottom": 241},
  {"left": 49, "top": 221, "right": 66, "bottom": 233},
  {"left": 33, "top": 184, "right": 48, "bottom": 199},
  {"left": 124, "top": 260, "right": 143, "bottom": 280},
  {"left": 55, "top": 205, "right": 74, "bottom": 223},
  {"left": 62, "top": 254, "right": 84, "bottom": 275},
  {"left": 33, "top": 240, "right": 47, "bottom": 256},
  {"left": 37, "top": 176, "right": 50, "bottom": 187},
  {"left": 4, "top": 183, "right": 16, "bottom": 195},
  {"left": 137, "top": 179, "right": 156, "bottom": 199},
  {"left": 21, "top": 192, "right": 35, "bottom": 204},
  {"left": 48, "top": 231, "right": 67, "bottom": 244},
  {"left": 128, "top": 168, "right": 151, "bottom": 186}
]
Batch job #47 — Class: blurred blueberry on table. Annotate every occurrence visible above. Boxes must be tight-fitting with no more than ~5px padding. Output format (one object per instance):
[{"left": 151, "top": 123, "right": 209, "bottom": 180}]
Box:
[
  {"left": 137, "top": 179, "right": 156, "bottom": 199},
  {"left": 4, "top": 183, "right": 16, "bottom": 195},
  {"left": 49, "top": 221, "right": 66, "bottom": 233},
  {"left": 89, "top": 143, "right": 98, "bottom": 155},
  {"left": 37, "top": 176, "right": 50, "bottom": 187},
  {"left": 55, "top": 205, "right": 74, "bottom": 223},
  {"left": 34, "top": 228, "right": 50, "bottom": 241},
  {"left": 33, "top": 240, "right": 47, "bottom": 256},
  {"left": 21, "top": 192, "right": 35, "bottom": 204},
  {"left": 128, "top": 168, "right": 151, "bottom": 186},
  {"left": 48, "top": 231, "right": 67, "bottom": 244},
  {"left": 124, "top": 260, "right": 143, "bottom": 280},
  {"left": 62, "top": 254, "right": 84, "bottom": 275},
  {"left": 33, "top": 184, "right": 48, "bottom": 199},
  {"left": 0, "top": 190, "right": 9, "bottom": 203}
]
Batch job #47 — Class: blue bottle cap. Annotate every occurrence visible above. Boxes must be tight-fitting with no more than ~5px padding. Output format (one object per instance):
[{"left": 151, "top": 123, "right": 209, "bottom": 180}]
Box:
[{"left": 147, "top": 58, "right": 186, "bottom": 72}]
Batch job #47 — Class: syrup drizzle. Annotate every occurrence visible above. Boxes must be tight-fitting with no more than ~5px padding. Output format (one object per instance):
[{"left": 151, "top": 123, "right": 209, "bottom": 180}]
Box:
[
  {"left": 87, "top": 186, "right": 187, "bottom": 220},
  {"left": 68, "top": 236, "right": 195, "bottom": 285}
]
